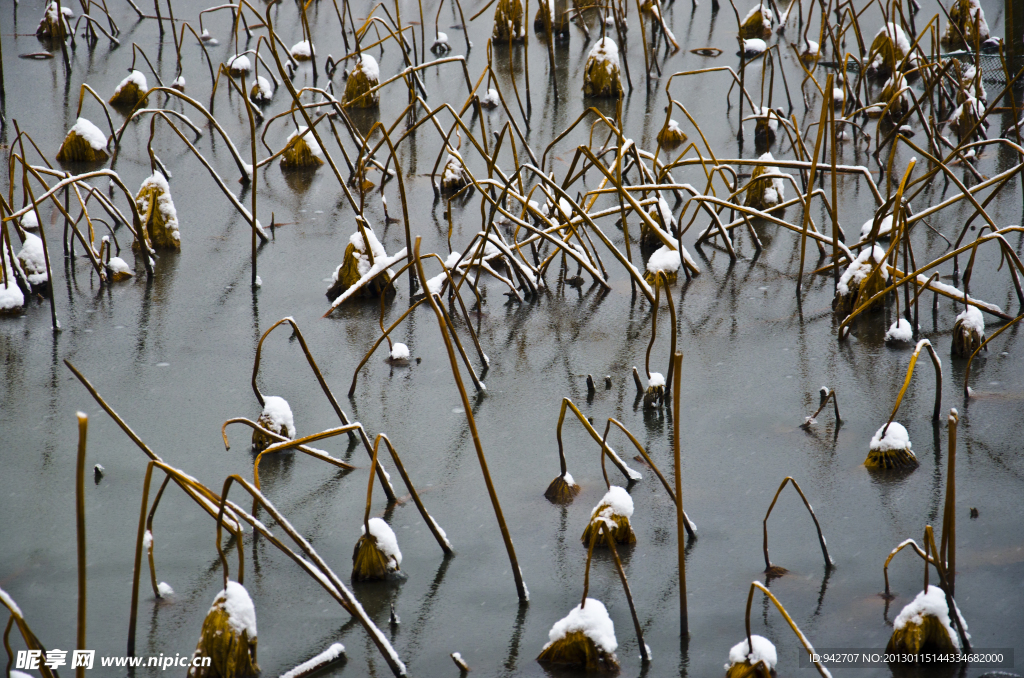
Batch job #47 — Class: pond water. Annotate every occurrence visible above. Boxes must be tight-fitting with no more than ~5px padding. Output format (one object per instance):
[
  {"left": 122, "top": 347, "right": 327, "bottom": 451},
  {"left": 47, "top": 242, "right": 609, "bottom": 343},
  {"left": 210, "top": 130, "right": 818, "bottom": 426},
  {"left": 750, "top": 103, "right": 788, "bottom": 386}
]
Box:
[{"left": 2, "top": 0, "right": 1023, "bottom": 676}]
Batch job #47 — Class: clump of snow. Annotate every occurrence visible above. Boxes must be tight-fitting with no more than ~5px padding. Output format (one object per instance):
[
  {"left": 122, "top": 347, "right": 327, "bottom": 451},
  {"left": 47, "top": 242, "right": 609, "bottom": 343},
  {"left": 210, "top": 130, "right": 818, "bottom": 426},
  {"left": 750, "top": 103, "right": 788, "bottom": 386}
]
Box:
[
  {"left": 591, "top": 486, "right": 634, "bottom": 520},
  {"left": 562, "top": 471, "right": 575, "bottom": 486},
  {"left": 649, "top": 196, "right": 676, "bottom": 230},
  {"left": 894, "top": 585, "right": 969, "bottom": 649},
  {"left": 741, "top": 38, "right": 767, "bottom": 56},
  {"left": 227, "top": 54, "right": 252, "bottom": 73},
  {"left": 137, "top": 171, "right": 180, "bottom": 245},
  {"left": 356, "top": 53, "right": 380, "bottom": 82},
  {"left": 172, "top": 75, "right": 186, "bottom": 89},
  {"left": 870, "top": 23, "right": 915, "bottom": 71},
  {"left": 286, "top": 126, "right": 322, "bottom": 157},
  {"left": 726, "top": 635, "right": 778, "bottom": 670},
  {"left": 390, "top": 343, "right": 410, "bottom": 360},
  {"left": 290, "top": 40, "right": 312, "bottom": 58},
  {"left": 666, "top": 119, "right": 682, "bottom": 134},
  {"left": 870, "top": 422, "right": 911, "bottom": 452},
  {"left": 442, "top": 154, "right": 466, "bottom": 186},
  {"left": 114, "top": 70, "right": 148, "bottom": 96},
  {"left": 143, "top": 530, "right": 154, "bottom": 549},
  {"left": 108, "top": 256, "right": 131, "bottom": 275},
  {"left": 803, "top": 39, "right": 820, "bottom": 56},
  {"left": 0, "top": 248, "right": 25, "bottom": 312},
  {"left": 861, "top": 213, "right": 894, "bottom": 240},
  {"left": 648, "top": 372, "right": 666, "bottom": 388},
  {"left": 885, "top": 318, "right": 914, "bottom": 343},
  {"left": 252, "top": 75, "right": 274, "bottom": 102},
  {"left": 955, "top": 305, "right": 985, "bottom": 336},
  {"left": 254, "top": 275, "right": 262, "bottom": 287},
  {"left": 0, "top": 586, "right": 24, "bottom": 617},
  {"left": 837, "top": 245, "right": 886, "bottom": 296},
  {"left": 588, "top": 37, "right": 620, "bottom": 70},
  {"left": 20, "top": 209, "right": 39, "bottom": 230},
  {"left": 348, "top": 225, "right": 388, "bottom": 277},
  {"left": 215, "top": 581, "right": 258, "bottom": 638},
  {"left": 754, "top": 152, "right": 786, "bottom": 205},
  {"left": 543, "top": 599, "right": 618, "bottom": 654},
  {"left": 69, "top": 118, "right": 108, "bottom": 151},
  {"left": 157, "top": 582, "right": 174, "bottom": 596},
  {"left": 646, "top": 247, "right": 681, "bottom": 276},
  {"left": 17, "top": 233, "right": 48, "bottom": 285},
  {"left": 261, "top": 396, "right": 295, "bottom": 438},
  {"left": 362, "top": 517, "right": 403, "bottom": 567},
  {"left": 280, "top": 643, "right": 345, "bottom": 678},
  {"left": 480, "top": 88, "right": 499, "bottom": 108}
]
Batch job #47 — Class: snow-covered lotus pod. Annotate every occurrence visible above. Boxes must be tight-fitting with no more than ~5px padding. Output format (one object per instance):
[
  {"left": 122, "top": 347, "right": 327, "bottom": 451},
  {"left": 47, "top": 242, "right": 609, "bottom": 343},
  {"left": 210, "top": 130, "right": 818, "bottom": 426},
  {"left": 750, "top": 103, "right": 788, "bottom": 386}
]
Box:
[
  {"left": 251, "top": 396, "right": 295, "bottom": 454},
  {"left": 134, "top": 171, "right": 180, "bottom": 250},
  {"left": 865, "top": 422, "right": 917, "bottom": 469},
  {"left": 872, "top": 72, "right": 909, "bottom": 121},
  {"left": 492, "top": 0, "right": 525, "bottom": 41},
  {"left": 885, "top": 318, "right": 914, "bottom": 343},
  {"left": 0, "top": 246, "right": 26, "bottom": 314},
  {"left": 226, "top": 54, "right": 251, "bottom": 76},
  {"left": 951, "top": 93, "right": 986, "bottom": 141},
  {"left": 440, "top": 153, "right": 470, "bottom": 193},
  {"left": 644, "top": 247, "right": 682, "bottom": 286},
  {"left": 325, "top": 225, "right": 396, "bottom": 303},
  {"left": 942, "top": 0, "right": 989, "bottom": 50},
  {"left": 430, "top": 31, "right": 451, "bottom": 54},
  {"left": 724, "top": 635, "right": 777, "bottom": 678},
  {"left": 342, "top": 55, "right": 380, "bottom": 108},
  {"left": 387, "top": 342, "right": 410, "bottom": 364},
  {"left": 172, "top": 75, "right": 186, "bottom": 92},
  {"left": 642, "top": 371, "right": 666, "bottom": 407},
  {"left": 106, "top": 256, "right": 134, "bottom": 282},
  {"left": 20, "top": 209, "right": 39, "bottom": 231},
  {"left": 109, "top": 70, "right": 149, "bottom": 111},
  {"left": 887, "top": 586, "right": 967, "bottom": 654},
  {"left": 290, "top": 40, "right": 312, "bottom": 61},
  {"left": 800, "top": 39, "right": 821, "bottom": 63},
  {"left": 743, "top": 152, "right": 786, "bottom": 211},
  {"left": 545, "top": 471, "right": 581, "bottom": 504},
  {"left": 352, "top": 517, "right": 402, "bottom": 580},
  {"left": 479, "top": 88, "right": 500, "bottom": 109},
  {"left": 657, "top": 119, "right": 687, "bottom": 148},
  {"left": 249, "top": 75, "right": 273, "bottom": 105},
  {"left": 189, "top": 581, "right": 259, "bottom": 678},
  {"left": 860, "top": 212, "right": 894, "bottom": 240},
  {"left": 17, "top": 234, "right": 49, "bottom": 293},
  {"left": 582, "top": 38, "right": 623, "bottom": 98},
  {"left": 581, "top": 486, "right": 636, "bottom": 547},
  {"left": 280, "top": 127, "right": 324, "bottom": 170},
  {"left": 537, "top": 598, "right": 619, "bottom": 670},
  {"left": 951, "top": 306, "right": 985, "bottom": 357},
  {"left": 533, "top": 0, "right": 570, "bottom": 36},
  {"left": 866, "top": 23, "right": 915, "bottom": 77},
  {"left": 832, "top": 245, "right": 886, "bottom": 319},
  {"left": 56, "top": 118, "right": 109, "bottom": 163},
  {"left": 739, "top": 38, "right": 767, "bottom": 57},
  {"left": 738, "top": 2, "right": 773, "bottom": 39},
  {"left": 36, "top": 1, "right": 68, "bottom": 41},
  {"left": 754, "top": 107, "right": 780, "bottom": 147}
]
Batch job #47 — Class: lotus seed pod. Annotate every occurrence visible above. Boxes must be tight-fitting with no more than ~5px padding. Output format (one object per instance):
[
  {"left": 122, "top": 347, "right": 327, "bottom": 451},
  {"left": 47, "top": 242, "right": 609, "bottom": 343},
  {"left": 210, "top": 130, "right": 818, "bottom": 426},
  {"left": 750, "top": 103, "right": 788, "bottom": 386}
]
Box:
[
  {"left": 352, "top": 518, "right": 402, "bottom": 580},
  {"left": 581, "top": 486, "right": 636, "bottom": 547},
  {"left": 280, "top": 127, "right": 324, "bottom": 170},
  {"left": 743, "top": 152, "right": 785, "bottom": 211},
  {"left": 832, "top": 245, "right": 887, "bottom": 320},
  {"left": 251, "top": 396, "right": 295, "bottom": 454},
  {"left": 886, "top": 586, "right": 965, "bottom": 655},
  {"left": 342, "top": 55, "right": 380, "bottom": 108},
  {"left": 657, "top": 119, "right": 687, "bottom": 148},
  {"left": 56, "top": 118, "right": 109, "bottom": 164},
  {"left": 942, "top": 0, "right": 989, "bottom": 50},
  {"left": 109, "top": 71, "right": 149, "bottom": 111},
  {"left": 134, "top": 172, "right": 180, "bottom": 250},
  {"left": 738, "top": 3, "right": 773, "bottom": 39},
  {"left": 582, "top": 38, "right": 623, "bottom": 98},
  {"left": 951, "top": 306, "right": 985, "bottom": 357},
  {"left": 865, "top": 422, "right": 918, "bottom": 469},
  {"left": 544, "top": 472, "right": 581, "bottom": 503},
  {"left": 189, "top": 582, "right": 259, "bottom": 678},
  {"left": 537, "top": 599, "right": 619, "bottom": 671},
  {"left": 492, "top": 0, "right": 525, "bottom": 42}
]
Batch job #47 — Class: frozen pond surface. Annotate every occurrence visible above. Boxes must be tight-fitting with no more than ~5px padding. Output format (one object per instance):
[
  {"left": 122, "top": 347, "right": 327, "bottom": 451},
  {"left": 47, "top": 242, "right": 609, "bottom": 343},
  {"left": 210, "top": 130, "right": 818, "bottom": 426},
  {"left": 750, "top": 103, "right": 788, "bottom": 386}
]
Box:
[{"left": 2, "top": 0, "right": 1024, "bottom": 675}]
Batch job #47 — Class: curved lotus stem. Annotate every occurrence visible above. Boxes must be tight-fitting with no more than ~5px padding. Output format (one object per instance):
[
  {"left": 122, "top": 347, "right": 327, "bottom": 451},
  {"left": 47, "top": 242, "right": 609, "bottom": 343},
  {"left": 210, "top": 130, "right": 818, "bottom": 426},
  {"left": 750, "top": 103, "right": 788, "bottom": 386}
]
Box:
[
  {"left": 414, "top": 237, "right": 528, "bottom": 603},
  {"left": 556, "top": 398, "right": 643, "bottom": 484},
  {"left": 602, "top": 523, "right": 650, "bottom": 662},
  {"left": 743, "top": 581, "right": 832, "bottom": 678},
  {"left": 252, "top": 425, "right": 361, "bottom": 511},
  {"left": 964, "top": 314, "right": 1024, "bottom": 396},
  {"left": 762, "top": 476, "right": 834, "bottom": 575},
  {"left": 802, "top": 386, "right": 841, "bottom": 428},
  {"left": 250, "top": 316, "right": 396, "bottom": 501},
  {"left": 213, "top": 472, "right": 408, "bottom": 676},
  {"left": 376, "top": 434, "right": 454, "bottom": 556},
  {"left": 881, "top": 339, "right": 942, "bottom": 438},
  {"left": 0, "top": 587, "right": 58, "bottom": 678}
]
